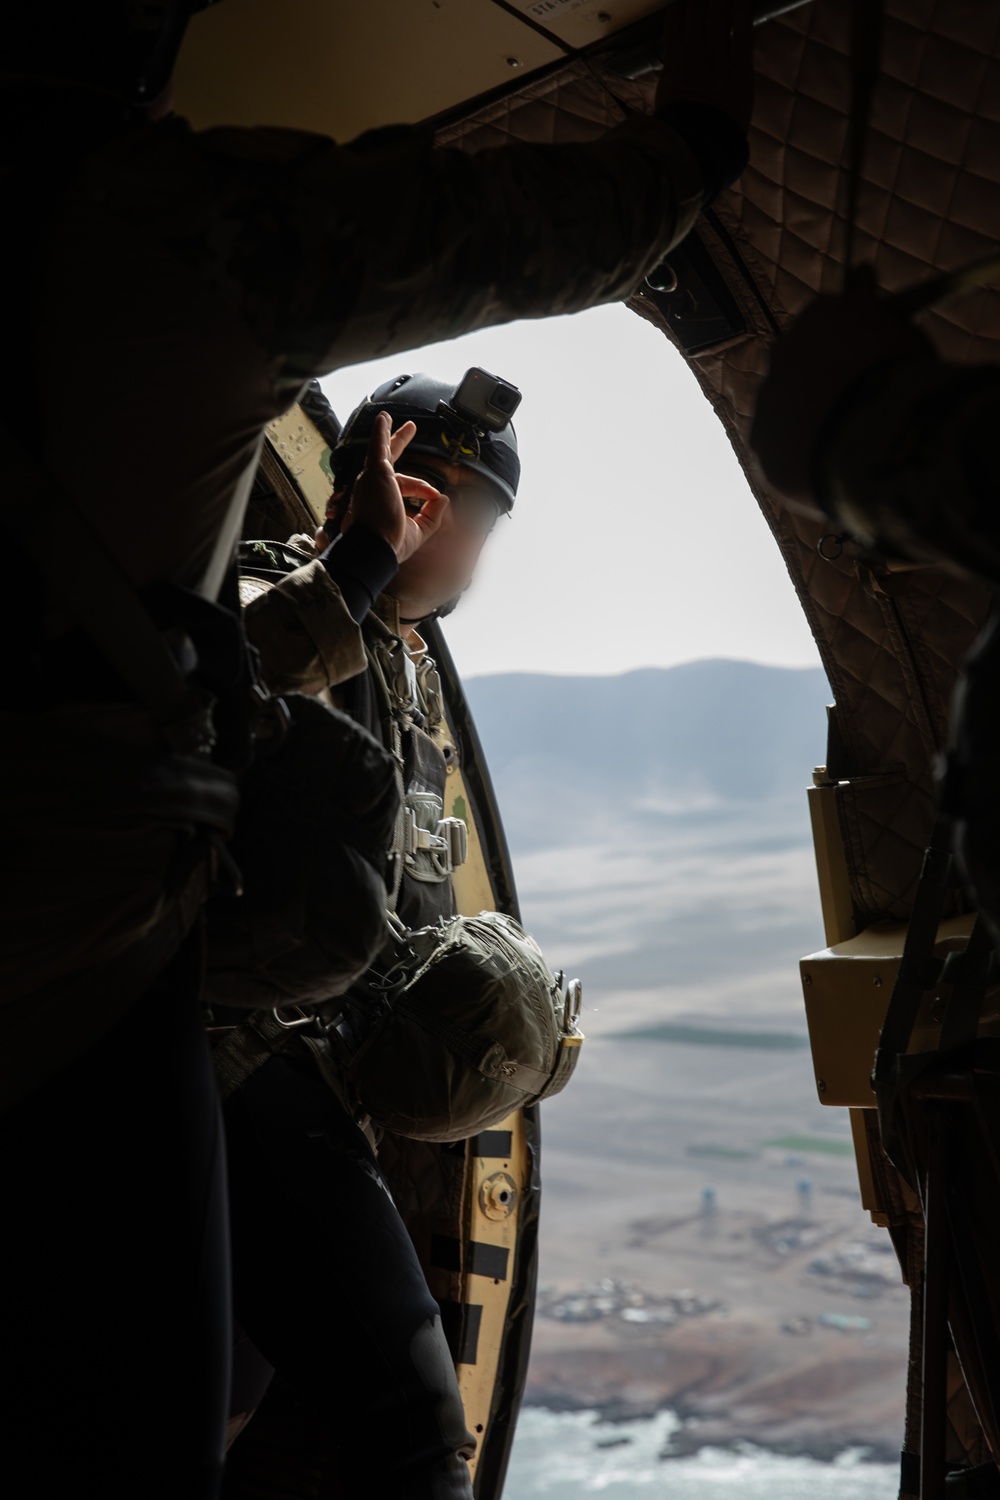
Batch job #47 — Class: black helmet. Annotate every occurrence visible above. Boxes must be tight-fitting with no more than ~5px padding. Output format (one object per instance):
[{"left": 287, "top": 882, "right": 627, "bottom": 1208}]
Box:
[{"left": 332, "top": 369, "right": 521, "bottom": 510}]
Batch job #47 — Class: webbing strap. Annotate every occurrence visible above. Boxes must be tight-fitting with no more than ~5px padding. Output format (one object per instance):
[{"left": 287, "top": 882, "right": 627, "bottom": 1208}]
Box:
[
  {"left": 212, "top": 1011, "right": 292, "bottom": 1103},
  {"left": 875, "top": 830, "right": 954, "bottom": 1070},
  {"left": 365, "top": 624, "right": 415, "bottom": 911}
]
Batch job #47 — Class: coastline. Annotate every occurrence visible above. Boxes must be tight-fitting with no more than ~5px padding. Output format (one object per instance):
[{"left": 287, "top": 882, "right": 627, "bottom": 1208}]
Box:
[
  {"left": 502, "top": 1407, "right": 900, "bottom": 1500},
  {"left": 523, "top": 1312, "right": 905, "bottom": 1467}
]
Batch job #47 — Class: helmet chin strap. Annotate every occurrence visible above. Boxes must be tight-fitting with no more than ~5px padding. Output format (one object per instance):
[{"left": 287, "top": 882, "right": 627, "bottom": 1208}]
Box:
[{"left": 400, "top": 595, "right": 461, "bottom": 626}]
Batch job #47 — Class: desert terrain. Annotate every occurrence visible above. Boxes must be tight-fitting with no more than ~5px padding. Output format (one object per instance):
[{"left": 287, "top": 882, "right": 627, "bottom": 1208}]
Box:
[{"left": 466, "top": 662, "right": 909, "bottom": 1461}]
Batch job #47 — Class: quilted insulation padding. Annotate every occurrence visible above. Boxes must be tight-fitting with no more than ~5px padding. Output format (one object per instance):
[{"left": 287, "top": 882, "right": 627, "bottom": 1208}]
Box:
[{"left": 437, "top": 0, "right": 1000, "bottom": 925}]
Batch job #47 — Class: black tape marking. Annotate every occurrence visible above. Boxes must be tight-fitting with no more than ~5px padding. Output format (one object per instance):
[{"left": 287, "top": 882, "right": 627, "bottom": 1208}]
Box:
[
  {"left": 431, "top": 1235, "right": 510, "bottom": 1282},
  {"left": 439, "top": 1300, "right": 483, "bottom": 1366},
  {"left": 469, "top": 1241, "right": 509, "bottom": 1280},
  {"left": 471, "top": 1130, "right": 512, "bottom": 1159}
]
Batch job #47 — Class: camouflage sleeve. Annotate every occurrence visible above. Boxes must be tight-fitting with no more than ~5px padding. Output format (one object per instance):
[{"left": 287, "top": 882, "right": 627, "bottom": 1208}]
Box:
[
  {"left": 821, "top": 357, "right": 1000, "bottom": 585},
  {"left": 241, "top": 561, "right": 367, "bottom": 695},
  {"left": 187, "top": 112, "right": 705, "bottom": 395}
]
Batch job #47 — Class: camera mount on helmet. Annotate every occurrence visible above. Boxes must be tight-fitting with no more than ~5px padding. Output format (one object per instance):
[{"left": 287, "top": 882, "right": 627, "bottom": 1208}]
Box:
[
  {"left": 446, "top": 368, "right": 521, "bottom": 434},
  {"left": 332, "top": 368, "right": 522, "bottom": 511}
]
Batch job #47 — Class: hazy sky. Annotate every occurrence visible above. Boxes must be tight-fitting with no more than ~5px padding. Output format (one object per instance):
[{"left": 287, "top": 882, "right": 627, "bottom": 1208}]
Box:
[{"left": 320, "top": 303, "right": 822, "bottom": 680}]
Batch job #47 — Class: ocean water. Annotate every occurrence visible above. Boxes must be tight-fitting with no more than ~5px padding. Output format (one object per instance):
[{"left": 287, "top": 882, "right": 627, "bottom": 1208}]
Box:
[{"left": 504, "top": 1410, "right": 898, "bottom": 1499}]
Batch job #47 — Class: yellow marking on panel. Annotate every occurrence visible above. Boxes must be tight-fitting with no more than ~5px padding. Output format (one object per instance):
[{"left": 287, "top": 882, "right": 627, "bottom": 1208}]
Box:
[
  {"left": 431, "top": 701, "right": 529, "bottom": 1482},
  {"left": 807, "top": 780, "right": 857, "bottom": 947},
  {"left": 848, "top": 1108, "right": 889, "bottom": 1228},
  {"left": 444, "top": 773, "right": 496, "bottom": 920},
  {"left": 457, "top": 1109, "right": 528, "bottom": 1483}
]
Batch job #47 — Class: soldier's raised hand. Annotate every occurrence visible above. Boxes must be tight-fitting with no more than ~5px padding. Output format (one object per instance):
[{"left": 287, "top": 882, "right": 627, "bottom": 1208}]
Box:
[{"left": 345, "top": 412, "right": 448, "bottom": 564}]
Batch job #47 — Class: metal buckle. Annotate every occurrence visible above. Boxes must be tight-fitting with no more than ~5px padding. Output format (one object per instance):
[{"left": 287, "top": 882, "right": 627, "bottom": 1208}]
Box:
[
  {"left": 556, "top": 972, "right": 583, "bottom": 1035},
  {"left": 402, "top": 810, "right": 467, "bottom": 874},
  {"left": 250, "top": 683, "right": 292, "bottom": 747},
  {"left": 441, "top": 816, "right": 468, "bottom": 870},
  {"left": 271, "top": 1005, "right": 316, "bottom": 1030},
  {"left": 384, "top": 909, "right": 409, "bottom": 947}
]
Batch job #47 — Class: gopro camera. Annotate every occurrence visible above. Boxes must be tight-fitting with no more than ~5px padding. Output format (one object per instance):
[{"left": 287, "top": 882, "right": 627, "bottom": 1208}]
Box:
[{"left": 449, "top": 368, "right": 522, "bottom": 433}]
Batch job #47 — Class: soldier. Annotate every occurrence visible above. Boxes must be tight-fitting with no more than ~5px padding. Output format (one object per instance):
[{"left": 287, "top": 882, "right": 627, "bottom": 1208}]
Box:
[
  {"left": 751, "top": 288, "right": 1000, "bottom": 1494},
  {"left": 750, "top": 283, "right": 1000, "bottom": 579},
  {"left": 750, "top": 281, "right": 1000, "bottom": 928},
  {"left": 214, "top": 372, "right": 521, "bottom": 1498},
  {"left": 3, "top": 3, "right": 754, "bottom": 1493}
]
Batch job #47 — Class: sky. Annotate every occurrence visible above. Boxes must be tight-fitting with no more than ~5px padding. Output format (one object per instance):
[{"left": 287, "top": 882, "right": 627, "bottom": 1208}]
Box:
[{"left": 320, "top": 303, "right": 822, "bottom": 681}]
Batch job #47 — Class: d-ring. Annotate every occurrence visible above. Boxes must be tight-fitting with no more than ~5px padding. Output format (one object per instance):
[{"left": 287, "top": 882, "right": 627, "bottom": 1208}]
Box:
[{"left": 817, "top": 532, "right": 848, "bottom": 562}]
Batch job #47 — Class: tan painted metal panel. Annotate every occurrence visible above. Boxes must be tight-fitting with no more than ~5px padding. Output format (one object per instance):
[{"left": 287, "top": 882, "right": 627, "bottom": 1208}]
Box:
[
  {"left": 806, "top": 780, "right": 857, "bottom": 948},
  {"left": 848, "top": 1108, "right": 889, "bottom": 1228},
  {"left": 456, "top": 1107, "right": 528, "bottom": 1482},
  {"left": 434, "top": 699, "right": 529, "bottom": 1481},
  {"left": 800, "top": 914, "right": 977, "bottom": 1109},
  {"left": 174, "top": 0, "right": 564, "bottom": 139},
  {"left": 508, "top": 0, "right": 662, "bottom": 50}
]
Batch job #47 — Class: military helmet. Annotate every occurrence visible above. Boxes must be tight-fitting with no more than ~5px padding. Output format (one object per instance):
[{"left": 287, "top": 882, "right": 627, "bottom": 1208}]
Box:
[{"left": 332, "top": 369, "right": 521, "bottom": 510}]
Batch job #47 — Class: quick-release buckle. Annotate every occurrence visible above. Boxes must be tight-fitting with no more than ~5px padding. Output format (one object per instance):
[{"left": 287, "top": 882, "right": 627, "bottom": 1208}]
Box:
[
  {"left": 380, "top": 637, "right": 420, "bottom": 720},
  {"left": 402, "top": 810, "right": 468, "bottom": 873},
  {"left": 441, "top": 816, "right": 468, "bottom": 870},
  {"left": 271, "top": 1004, "right": 316, "bottom": 1030}
]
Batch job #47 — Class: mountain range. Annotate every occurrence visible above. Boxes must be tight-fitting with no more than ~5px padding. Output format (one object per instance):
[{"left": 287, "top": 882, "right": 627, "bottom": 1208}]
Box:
[
  {"left": 463, "top": 658, "right": 832, "bottom": 1012},
  {"left": 465, "top": 658, "right": 831, "bottom": 853}
]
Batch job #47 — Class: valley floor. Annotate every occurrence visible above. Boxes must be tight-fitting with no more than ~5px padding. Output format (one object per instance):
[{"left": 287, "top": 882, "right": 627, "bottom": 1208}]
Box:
[{"left": 523, "top": 1003, "right": 908, "bottom": 1462}]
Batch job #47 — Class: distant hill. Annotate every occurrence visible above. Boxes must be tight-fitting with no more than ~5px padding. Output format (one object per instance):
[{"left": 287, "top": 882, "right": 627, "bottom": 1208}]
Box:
[{"left": 464, "top": 659, "right": 831, "bottom": 854}]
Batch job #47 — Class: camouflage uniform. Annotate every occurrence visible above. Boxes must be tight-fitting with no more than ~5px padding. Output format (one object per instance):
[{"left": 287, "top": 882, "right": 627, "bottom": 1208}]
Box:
[
  {"left": 23, "top": 105, "right": 705, "bottom": 602},
  {"left": 239, "top": 537, "right": 367, "bottom": 694},
  {"left": 240, "top": 536, "right": 458, "bottom": 927},
  {"left": 0, "top": 69, "right": 711, "bottom": 1500},
  {"left": 223, "top": 539, "right": 477, "bottom": 1498},
  {"left": 819, "top": 352, "right": 1000, "bottom": 1484},
  {"left": 4, "top": 95, "right": 706, "bottom": 1080}
]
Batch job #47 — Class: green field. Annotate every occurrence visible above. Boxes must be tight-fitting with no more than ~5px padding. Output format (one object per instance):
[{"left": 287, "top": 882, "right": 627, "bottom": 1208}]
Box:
[
  {"left": 613, "top": 1023, "right": 810, "bottom": 1051},
  {"left": 763, "top": 1134, "right": 855, "bottom": 1158}
]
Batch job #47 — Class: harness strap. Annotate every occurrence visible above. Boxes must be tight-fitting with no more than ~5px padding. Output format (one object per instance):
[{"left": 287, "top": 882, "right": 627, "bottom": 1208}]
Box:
[
  {"left": 212, "top": 1011, "right": 296, "bottom": 1103},
  {"left": 874, "top": 824, "right": 955, "bottom": 1069},
  {"left": 365, "top": 631, "right": 409, "bottom": 909}
]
